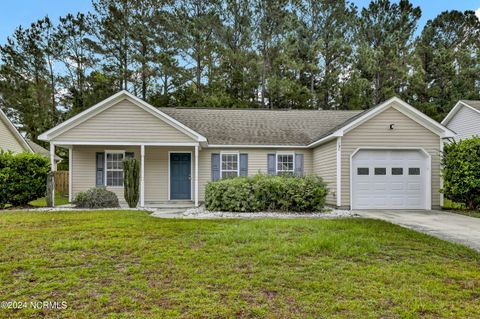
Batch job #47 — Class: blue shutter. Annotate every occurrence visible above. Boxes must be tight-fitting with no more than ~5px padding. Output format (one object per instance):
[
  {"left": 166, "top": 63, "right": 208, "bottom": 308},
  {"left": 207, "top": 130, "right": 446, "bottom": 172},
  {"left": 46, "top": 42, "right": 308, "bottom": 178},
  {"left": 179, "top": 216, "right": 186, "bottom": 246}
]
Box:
[
  {"left": 239, "top": 153, "right": 248, "bottom": 176},
  {"left": 96, "top": 152, "right": 105, "bottom": 186},
  {"left": 211, "top": 153, "right": 220, "bottom": 181},
  {"left": 295, "top": 153, "right": 304, "bottom": 176},
  {"left": 267, "top": 154, "right": 276, "bottom": 175},
  {"left": 125, "top": 152, "right": 134, "bottom": 159}
]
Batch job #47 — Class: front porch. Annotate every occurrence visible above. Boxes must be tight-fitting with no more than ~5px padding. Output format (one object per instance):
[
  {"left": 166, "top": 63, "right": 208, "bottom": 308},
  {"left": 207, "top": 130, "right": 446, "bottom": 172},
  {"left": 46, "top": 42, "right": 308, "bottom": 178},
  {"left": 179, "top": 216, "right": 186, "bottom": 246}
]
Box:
[
  {"left": 50, "top": 142, "right": 201, "bottom": 208},
  {"left": 141, "top": 200, "right": 196, "bottom": 209}
]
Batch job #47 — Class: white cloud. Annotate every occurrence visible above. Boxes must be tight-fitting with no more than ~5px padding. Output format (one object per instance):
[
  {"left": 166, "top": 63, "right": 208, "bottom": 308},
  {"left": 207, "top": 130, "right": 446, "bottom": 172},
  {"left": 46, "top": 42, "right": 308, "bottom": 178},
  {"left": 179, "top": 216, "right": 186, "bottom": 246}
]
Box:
[{"left": 476, "top": 8, "right": 480, "bottom": 21}]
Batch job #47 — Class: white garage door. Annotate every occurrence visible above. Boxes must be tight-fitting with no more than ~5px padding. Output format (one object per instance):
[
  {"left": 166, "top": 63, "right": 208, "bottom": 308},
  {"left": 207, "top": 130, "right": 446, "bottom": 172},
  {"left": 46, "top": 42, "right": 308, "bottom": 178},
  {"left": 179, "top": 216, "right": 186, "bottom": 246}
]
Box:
[{"left": 352, "top": 150, "right": 428, "bottom": 209}]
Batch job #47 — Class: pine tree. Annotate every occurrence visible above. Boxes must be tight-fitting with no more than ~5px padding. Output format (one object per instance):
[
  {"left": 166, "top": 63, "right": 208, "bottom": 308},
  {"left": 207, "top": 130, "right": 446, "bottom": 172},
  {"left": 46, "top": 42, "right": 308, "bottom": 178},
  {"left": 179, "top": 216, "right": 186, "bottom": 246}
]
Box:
[
  {"left": 413, "top": 10, "right": 480, "bottom": 120},
  {"left": 355, "top": 0, "right": 421, "bottom": 107}
]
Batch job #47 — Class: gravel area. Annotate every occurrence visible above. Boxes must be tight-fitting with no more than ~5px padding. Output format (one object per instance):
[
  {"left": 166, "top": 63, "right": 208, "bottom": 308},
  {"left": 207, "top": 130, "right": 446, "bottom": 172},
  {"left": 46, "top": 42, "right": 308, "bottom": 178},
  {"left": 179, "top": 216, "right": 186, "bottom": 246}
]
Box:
[
  {"left": 181, "top": 206, "right": 357, "bottom": 219},
  {"left": 2, "top": 205, "right": 156, "bottom": 213}
]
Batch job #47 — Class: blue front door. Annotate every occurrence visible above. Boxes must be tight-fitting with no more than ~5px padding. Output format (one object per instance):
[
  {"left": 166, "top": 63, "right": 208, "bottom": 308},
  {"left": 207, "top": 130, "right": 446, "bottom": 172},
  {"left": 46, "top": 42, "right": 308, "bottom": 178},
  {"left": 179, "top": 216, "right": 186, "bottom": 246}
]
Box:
[{"left": 170, "top": 153, "right": 191, "bottom": 200}]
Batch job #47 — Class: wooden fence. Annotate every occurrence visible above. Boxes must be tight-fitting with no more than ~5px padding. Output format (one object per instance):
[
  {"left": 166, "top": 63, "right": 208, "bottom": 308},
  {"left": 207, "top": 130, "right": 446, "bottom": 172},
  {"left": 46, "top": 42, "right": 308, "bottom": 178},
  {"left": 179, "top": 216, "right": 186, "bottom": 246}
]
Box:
[{"left": 54, "top": 171, "right": 69, "bottom": 195}]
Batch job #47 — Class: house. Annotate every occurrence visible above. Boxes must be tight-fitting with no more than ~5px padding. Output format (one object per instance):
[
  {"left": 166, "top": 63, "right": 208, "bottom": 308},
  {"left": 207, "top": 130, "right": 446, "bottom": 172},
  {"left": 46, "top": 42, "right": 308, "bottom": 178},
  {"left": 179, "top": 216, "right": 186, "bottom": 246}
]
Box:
[
  {"left": 441, "top": 100, "right": 480, "bottom": 140},
  {"left": 38, "top": 91, "right": 455, "bottom": 210},
  {"left": 0, "top": 108, "right": 61, "bottom": 165},
  {"left": 0, "top": 108, "right": 33, "bottom": 154}
]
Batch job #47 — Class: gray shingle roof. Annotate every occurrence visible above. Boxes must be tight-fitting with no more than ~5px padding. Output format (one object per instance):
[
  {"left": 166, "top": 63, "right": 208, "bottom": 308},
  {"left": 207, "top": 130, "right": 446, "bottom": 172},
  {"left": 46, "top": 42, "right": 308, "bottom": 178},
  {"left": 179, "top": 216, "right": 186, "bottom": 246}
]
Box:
[
  {"left": 159, "top": 107, "right": 363, "bottom": 145},
  {"left": 26, "top": 139, "right": 61, "bottom": 161},
  {"left": 461, "top": 100, "right": 480, "bottom": 111}
]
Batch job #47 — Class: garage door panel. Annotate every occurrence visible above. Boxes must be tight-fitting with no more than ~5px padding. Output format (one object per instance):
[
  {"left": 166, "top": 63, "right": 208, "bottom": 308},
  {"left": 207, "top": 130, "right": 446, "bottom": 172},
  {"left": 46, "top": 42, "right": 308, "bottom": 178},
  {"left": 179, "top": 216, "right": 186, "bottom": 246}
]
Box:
[
  {"left": 374, "top": 183, "right": 387, "bottom": 191},
  {"left": 390, "top": 196, "right": 405, "bottom": 207},
  {"left": 355, "top": 196, "right": 371, "bottom": 208},
  {"left": 373, "top": 197, "right": 388, "bottom": 207},
  {"left": 356, "top": 182, "right": 370, "bottom": 191},
  {"left": 407, "top": 183, "right": 421, "bottom": 191},
  {"left": 391, "top": 183, "right": 404, "bottom": 191},
  {"left": 352, "top": 150, "right": 427, "bottom": 209}
]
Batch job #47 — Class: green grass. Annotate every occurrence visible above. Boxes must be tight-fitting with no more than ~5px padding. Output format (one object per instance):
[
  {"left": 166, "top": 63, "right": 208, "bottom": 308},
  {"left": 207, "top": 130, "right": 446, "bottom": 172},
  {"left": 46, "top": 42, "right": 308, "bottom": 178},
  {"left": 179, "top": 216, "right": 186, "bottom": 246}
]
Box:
[
  {"left": 443, "top": 199, "right": 480, "bottom": 218},
  {"left": 0, "top": 211, "right": 479, "bottom": 318},
  {"left": 28, "top": 193, "right": 69, "bottom": 207}
]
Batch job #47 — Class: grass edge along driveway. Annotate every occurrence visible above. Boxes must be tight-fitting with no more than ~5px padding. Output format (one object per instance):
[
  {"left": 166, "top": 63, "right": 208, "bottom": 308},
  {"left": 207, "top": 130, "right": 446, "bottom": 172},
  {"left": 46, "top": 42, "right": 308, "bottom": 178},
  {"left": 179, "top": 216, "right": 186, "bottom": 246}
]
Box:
[{"left": 0, "top": 210, "right": 479, "bottom": 318}]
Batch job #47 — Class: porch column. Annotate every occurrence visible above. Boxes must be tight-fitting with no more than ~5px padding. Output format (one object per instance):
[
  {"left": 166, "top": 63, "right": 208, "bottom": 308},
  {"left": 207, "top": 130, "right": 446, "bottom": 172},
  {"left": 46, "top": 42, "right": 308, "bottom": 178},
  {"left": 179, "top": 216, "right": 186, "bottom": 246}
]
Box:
[
  {"left": 195, "top": 145, "right": 199, "bottom": 207},
  {"left": 50, "top": 143, "right": 55, "bottom": 207},
  {"left": 140, "top": 144, "right": 145, "bottom": 207},
  {"left": 68, "top": 147, "right": 73, "bottom": 202}
]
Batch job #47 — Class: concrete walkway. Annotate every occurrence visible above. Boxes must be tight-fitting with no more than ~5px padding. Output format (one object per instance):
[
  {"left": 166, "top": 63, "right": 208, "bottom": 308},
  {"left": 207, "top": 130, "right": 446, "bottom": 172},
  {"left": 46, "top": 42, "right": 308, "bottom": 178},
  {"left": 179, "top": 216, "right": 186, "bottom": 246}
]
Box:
[{"left": 354, "top": 210, "right": 480, "bottom": 252}]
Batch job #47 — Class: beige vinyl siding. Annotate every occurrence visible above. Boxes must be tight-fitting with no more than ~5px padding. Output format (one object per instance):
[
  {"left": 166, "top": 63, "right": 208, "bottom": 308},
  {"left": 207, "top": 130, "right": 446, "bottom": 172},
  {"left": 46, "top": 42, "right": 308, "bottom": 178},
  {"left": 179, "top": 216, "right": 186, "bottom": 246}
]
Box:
[
  {"left": 313, "top": 139, "right": 337, "bottom": 205},
  {"left": 198, "top": 148, "right": 313, "bottom": 200},
  {"left": 72, "top": 146, "right": 310, "bottom": 203},
  {"left": 144, "top": 146, "right": 196, "bottom": 202},
  {"left": 445, "top": 105, "right": 480, "bottom": 140},
  {"left": 0, "top": 117, "right": 28, "bottom": 153},
  {"left": 340, "top": 105, "right": 441, "bottom": 208},
  {"left": 72, "top": 145, "right": 196, "bottom": 203},
  {"left": 54, "top": 100, "right": 194, "bottom": 143},
  {"left": 71, "top": 145, "right": 140, "bottom": 201}
]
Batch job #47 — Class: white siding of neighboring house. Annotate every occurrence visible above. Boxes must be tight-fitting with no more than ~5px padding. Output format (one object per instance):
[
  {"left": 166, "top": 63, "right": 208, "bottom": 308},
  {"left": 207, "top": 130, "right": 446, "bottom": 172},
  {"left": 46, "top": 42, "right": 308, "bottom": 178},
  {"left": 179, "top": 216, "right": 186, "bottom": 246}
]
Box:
[
  {"left": 444, "top": 105, "right": 480, "bottom": 141},
  {"left": 0, "top": 116, "right": 28, "bottom": 153}
]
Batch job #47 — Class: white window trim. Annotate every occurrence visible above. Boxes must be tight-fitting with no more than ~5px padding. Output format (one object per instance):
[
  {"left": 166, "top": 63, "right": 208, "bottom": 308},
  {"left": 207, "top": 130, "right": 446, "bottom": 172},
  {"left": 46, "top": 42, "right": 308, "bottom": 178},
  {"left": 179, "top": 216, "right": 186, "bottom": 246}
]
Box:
[
  {"left": 220, "top": 151, "right": 240, "bottom": 178},
  {"left": 276, "top": 152, "right": 295, "bottom": 175},
  {"left": 105, "top": 150, "right": 125, "bottom": 188}
]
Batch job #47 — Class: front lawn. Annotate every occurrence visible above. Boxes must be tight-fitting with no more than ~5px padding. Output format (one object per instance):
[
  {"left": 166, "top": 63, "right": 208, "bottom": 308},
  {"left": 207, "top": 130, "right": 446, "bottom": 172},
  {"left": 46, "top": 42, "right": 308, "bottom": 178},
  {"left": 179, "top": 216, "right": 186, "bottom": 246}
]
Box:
[
  {"left": 28, "top": 192, "right": 70, "bottom": 207},
  {"left": 0, "top": 211, "right": 479, "bottom": 318}
]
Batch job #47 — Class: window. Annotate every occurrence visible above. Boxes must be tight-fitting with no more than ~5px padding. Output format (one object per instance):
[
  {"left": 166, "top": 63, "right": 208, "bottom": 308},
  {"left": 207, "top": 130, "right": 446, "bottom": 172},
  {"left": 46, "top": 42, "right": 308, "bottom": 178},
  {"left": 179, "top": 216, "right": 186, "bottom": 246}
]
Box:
[
  {"left": 374, "top": 167, "right": 386, "bottom": 175},
  {"left": 357, "top": 168, "right": 369, "bottom": 175},
  {"left": 392, "top": 168, "right": 403, "bottom": 175},
  {"left": 106, "top": 151, "right": 124, "bottom": 186},
  {"left": 277, "top": 154, "right": 294, "bottom": 175},
  {"left": 221, "top": 153, "right": 239, "bottom": 178},
  {"left": 409, "top": 167, "right": 420, "bottom": 175}
]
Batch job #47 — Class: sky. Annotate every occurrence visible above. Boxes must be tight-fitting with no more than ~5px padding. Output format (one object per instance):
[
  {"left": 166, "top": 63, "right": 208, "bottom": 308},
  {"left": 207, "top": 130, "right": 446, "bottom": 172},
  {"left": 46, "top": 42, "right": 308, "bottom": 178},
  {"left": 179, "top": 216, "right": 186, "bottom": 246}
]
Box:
[{"left": 0, "top": 0, "right": 480, "bottom": 45}]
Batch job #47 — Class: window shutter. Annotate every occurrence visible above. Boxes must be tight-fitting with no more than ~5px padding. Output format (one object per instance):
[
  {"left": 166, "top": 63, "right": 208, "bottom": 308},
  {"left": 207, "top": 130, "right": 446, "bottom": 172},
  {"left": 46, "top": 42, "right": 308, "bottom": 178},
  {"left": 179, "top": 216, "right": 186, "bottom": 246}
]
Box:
[
  {"left": 267, "top": 154, "right": 276, "bottom": 175},
  {"left": 295, "top": 153, "right": 304, "bottom": 176},
  {"left": 211, "top": 153, "right": 220, "bottom": 181},
  {"left": 239, "top": 153, "right": 248, "bottom": 176},
  {"left": 125, "top": 152, "right": 134, "bottom": 159},
  {"left": 96, "top": 152, "right": 105, "bottom": 186}
]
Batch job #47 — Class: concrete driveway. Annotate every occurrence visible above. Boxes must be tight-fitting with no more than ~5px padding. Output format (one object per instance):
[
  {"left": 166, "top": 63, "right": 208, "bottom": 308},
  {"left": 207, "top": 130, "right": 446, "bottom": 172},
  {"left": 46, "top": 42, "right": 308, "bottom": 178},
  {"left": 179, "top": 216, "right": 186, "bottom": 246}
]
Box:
[{"left": 354, "top": 210, "right": 480, "bottom": 252}]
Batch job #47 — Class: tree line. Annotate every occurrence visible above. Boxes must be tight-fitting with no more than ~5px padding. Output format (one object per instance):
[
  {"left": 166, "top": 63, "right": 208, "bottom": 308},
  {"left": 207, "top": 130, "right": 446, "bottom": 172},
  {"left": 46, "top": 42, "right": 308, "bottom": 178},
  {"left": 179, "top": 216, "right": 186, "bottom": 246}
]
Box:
[{"left": 0, "top": 0, "right": 479, "bottom": 144}]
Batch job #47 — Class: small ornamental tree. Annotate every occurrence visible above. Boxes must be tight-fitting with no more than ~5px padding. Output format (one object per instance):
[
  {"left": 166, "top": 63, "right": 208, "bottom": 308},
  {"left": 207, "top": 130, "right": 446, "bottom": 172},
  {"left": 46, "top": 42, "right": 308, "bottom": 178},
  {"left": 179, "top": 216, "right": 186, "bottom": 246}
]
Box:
[
  {"left": 123, "top": 158, "right": 140, "bottom": 208},
  {"left": 0, "top": 151, "right": 50, "bottom": 208},
  {"left": 442, "top": 137, "right": 480, "bottom": 210}
]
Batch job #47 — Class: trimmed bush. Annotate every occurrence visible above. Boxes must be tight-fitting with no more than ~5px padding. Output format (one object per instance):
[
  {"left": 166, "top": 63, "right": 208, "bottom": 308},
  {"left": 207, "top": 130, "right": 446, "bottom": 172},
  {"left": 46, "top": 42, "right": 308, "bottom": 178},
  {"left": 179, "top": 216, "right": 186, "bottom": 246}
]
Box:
[
  {"left": 442, "top": 137, "right": 480, "bottom": 210},
  {"left": 205, "top": 174, "right": 328, "bottom": 212},
  {"left": 0, "top": 151, "right": 50, "bottom": 208},
  {"left": 123, "top": 158, "right": 140, "bottom": 208},
  {"left": 74, "top": 187, "right": 120, "bottom": 208}
]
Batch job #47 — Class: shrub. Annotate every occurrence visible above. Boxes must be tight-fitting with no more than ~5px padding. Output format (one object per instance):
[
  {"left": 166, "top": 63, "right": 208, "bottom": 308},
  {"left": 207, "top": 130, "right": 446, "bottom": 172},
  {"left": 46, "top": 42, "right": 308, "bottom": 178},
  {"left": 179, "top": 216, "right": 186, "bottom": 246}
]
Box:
[
  {"left": 123, "top": 158, "right": 140, "bottom": 208},
  {"left": 442, "top": 137, "right": 480, "bottom": 210},
  {"left": 0, "top": 151, "right": 50, "bottom": 208},
  {"left": 74, "top": 187, "right": 120, "bottom": 208},
  {"left": 205, "top": 174, "right": 328, "bottom": 212}
]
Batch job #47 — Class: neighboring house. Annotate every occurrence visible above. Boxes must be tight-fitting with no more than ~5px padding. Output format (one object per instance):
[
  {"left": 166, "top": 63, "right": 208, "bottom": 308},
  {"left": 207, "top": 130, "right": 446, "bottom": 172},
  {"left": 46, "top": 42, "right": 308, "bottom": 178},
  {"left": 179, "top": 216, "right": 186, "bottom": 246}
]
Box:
[
  {"left": 0, "top": 108, "right": 61, "bottom": 164},
  {"left": 441, "top": 100, "right": 480, "bottom": 140},
  {"left": 25, "top": 139, "right": 62, "bottom": 168},
  {"left": 0, "top": 108, "right": 33, "bottom": 153},
  {"left": 39, "top": 91, "right": 455, "bottom": 210}
]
